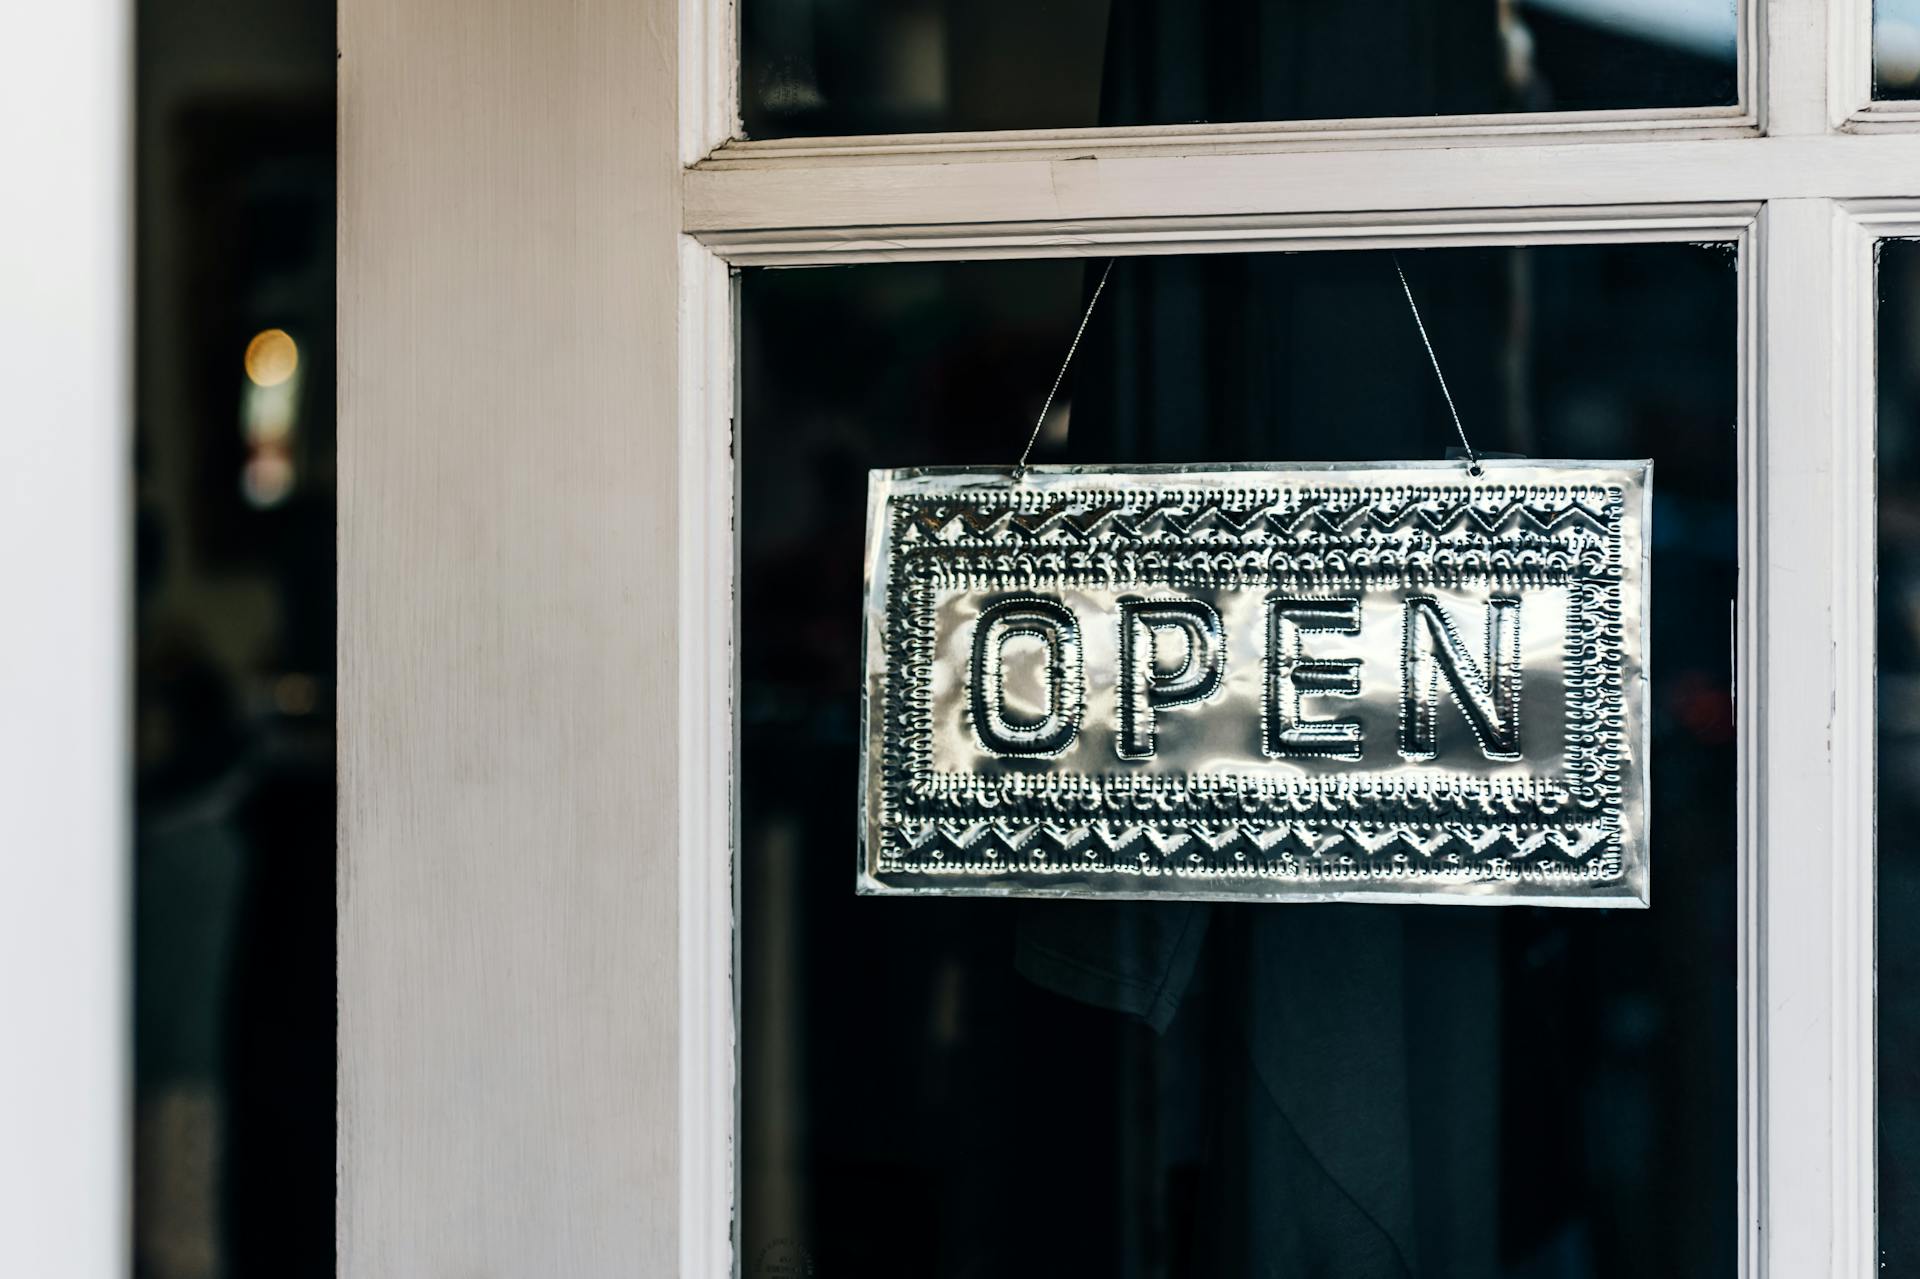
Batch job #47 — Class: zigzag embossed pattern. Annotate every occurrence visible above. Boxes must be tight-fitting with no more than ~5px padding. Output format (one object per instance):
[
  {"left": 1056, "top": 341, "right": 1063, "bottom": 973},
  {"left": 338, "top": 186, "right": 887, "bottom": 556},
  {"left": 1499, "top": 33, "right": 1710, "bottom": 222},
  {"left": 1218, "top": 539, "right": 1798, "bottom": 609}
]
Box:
[
  {"left": 899, "top": 485, "right": 1619, "bottom": 547},
  {"left": 888, "top": 819, "right": 1621, "bottom": 887}
]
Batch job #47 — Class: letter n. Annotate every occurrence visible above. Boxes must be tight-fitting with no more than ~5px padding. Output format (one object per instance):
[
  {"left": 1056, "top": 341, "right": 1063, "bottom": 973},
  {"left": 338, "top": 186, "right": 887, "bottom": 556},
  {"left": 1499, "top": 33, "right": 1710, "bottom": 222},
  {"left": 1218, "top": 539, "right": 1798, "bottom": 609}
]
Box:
[{"left": 1400, "top": 595, "right": 1522, "bottom": 761}]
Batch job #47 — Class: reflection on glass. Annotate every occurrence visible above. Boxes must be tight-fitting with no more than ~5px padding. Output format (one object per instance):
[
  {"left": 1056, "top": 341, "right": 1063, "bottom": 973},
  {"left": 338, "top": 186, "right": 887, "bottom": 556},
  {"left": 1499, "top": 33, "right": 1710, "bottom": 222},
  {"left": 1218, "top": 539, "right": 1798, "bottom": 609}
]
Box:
[
  {"left": 741, "top": 0, "right": 1740, "bottom": 138},
  {"left": 1880, "top": 239, "right": 1920, "bottom": 1268},
  {"left": 741, "top": 245, "right": 1738, "bottom": 1276},
  {"left": 1878, "top": 0, "right": 1920, "bottom": 96},
  {"left": 134, "top": 0, "right": 337, "bottom": 1273}
]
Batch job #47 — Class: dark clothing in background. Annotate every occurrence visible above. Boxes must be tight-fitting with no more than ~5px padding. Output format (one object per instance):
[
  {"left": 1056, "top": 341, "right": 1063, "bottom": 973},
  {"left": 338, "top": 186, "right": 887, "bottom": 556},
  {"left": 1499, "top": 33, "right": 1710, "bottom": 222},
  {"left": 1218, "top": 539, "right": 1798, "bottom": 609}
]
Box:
[
  {"left": 1017, "top": 18, "right": 1510, "bottom": 1248},
  {"left": 1017, "top": 900, "right": 1500, "bottom": 1278}
]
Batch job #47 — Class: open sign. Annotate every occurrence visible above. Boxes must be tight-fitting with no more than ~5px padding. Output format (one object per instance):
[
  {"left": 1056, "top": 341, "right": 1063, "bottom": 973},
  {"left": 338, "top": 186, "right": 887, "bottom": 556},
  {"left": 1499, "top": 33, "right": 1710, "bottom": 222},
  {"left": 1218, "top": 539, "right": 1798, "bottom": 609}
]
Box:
[{"left": 859, "top": 462, "right": 1650, "bottom": 906}]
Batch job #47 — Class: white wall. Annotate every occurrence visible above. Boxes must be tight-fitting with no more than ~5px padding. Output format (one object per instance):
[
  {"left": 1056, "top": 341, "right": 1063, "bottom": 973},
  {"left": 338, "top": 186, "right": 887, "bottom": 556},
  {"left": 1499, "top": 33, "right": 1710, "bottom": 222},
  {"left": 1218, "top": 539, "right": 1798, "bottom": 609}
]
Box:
[{"left": 0, "top": 2, "right": 132, "bottom": 1277}]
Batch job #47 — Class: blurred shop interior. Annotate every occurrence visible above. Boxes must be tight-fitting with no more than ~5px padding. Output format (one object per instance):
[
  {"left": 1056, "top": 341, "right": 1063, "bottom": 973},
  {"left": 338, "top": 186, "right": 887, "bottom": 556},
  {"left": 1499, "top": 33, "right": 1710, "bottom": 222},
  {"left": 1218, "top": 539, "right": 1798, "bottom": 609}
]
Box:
[{"left": 133, "top": 0, "right": 334, "bottom": 1275}]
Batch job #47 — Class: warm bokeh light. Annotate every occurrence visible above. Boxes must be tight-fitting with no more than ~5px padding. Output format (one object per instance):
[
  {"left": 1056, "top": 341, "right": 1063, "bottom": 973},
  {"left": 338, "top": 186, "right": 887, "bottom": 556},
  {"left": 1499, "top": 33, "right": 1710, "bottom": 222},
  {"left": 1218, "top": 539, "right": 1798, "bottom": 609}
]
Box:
[
  {"left": 243, "top": 328, "right": 299, "bottom": 387},
  {"left": 241, "top": 451, "right": 295, "bottom": 508}
]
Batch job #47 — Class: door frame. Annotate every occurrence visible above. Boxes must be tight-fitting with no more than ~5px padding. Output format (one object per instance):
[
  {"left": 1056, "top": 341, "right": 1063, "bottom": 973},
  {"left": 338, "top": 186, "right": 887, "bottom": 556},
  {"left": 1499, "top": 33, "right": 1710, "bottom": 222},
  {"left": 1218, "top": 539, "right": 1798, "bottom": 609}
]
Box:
[{"left": 340, "top": 0, "right": 1908, "bottom": 1272}]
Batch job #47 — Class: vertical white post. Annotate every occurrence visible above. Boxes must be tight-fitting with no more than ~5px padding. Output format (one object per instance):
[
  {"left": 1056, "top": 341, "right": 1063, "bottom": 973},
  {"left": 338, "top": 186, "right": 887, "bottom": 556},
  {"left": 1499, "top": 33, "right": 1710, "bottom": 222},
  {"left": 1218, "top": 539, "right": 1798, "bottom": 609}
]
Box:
[
  {"left": 338, "top": 0, "right": 685, "bottom": 1271},
  {"left": 1765, "top": 0, "right": 1835, "bottom": 134},
  {"left": 677, "top": 240, "right": 737, "bottom": 1278},
  {"left": 1753, "top": 198, "right": 1874, "bottom": 1279},
  {"left": 1831, "top": 206, "right": 1882, "bottom": 1279},
  {"left": 0, "top": 3, "right": 132, "bottom": 1277}
]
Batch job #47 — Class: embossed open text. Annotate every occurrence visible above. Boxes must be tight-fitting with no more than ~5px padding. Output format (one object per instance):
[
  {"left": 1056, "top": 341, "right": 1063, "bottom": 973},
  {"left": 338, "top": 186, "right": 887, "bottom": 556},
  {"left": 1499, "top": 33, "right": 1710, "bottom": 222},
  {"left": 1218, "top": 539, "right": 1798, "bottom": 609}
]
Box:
[{"left": 859, "top": 462, "right": 1651, "bottom": 906}]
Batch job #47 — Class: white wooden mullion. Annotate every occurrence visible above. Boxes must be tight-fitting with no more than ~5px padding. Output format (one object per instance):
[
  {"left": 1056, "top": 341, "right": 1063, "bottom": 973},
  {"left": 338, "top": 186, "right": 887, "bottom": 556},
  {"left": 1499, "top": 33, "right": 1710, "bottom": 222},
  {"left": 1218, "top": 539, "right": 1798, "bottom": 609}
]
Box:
[
  {"left": 1750, "top": 197, "right": 1878, "bottom": 1279},
  {"left": 715, "top": 107, "right": 1754, "bottom": 162},
  {"left": 1829, "top": 0, "right": 1875, "bottom": 123},
  {"left": 1829, "top": 202, "right": 1920, "bottom": 1279},
  {"left": 683, "top": 133, "right": 1920, "bottom": 246},
  {"left": 1765, "top": 0, "right": 1833, "bottom": 134},
  {"left": 677, "top": 238, "right": 738, "bottom": 1279},
  {"left": 700, "top": 204, "right": 1759, "bottom": 267},
  {"left": 1830, "top": 204, "right": 1881, "bottom": 1279},
  {"left": 677, "top": 0, "right": 737, "bottom": 167},
  {"left": 1826, "top": 0, "right": 1920, "bottom": 126}
]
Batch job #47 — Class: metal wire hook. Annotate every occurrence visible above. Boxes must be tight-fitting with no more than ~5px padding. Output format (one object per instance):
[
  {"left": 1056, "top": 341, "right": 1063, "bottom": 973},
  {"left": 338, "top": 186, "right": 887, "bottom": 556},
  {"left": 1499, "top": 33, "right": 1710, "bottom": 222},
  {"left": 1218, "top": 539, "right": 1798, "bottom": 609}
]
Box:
[
  {"left": 1393, "top": 253, "right": 1483, "bottom": 478},
  {"left": 1015, "top": 258, "right": 1116, "bottom": 478}
]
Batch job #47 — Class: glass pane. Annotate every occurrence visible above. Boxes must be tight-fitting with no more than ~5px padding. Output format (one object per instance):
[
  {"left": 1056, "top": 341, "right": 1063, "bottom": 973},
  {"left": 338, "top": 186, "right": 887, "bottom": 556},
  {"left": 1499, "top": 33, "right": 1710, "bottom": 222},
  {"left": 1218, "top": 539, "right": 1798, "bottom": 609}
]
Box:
[
  {"left": 740, "top": 243, "right": 1739, "bottom": 1276},
  {"left": 742, "top": 0, "right": 1740, "bottom": 139},
  {"left": 134, "top": 0, "right": 337, "bottom": 1272},
  {"left": 1878, "top": 0, "right": 1920, "bottom": 96},
  {"left": 1880, "top": 238, "right": 1920, "bottom": 1267}
]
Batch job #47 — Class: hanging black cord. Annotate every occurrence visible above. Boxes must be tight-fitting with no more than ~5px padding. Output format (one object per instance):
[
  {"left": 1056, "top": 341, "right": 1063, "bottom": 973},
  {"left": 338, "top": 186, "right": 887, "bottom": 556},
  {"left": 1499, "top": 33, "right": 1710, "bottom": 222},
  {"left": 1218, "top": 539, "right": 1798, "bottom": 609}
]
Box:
[
  {"left": 1392, "top": 253, "right": 1483, "bottom": 477},
  {"left": 1015, "top": 258, "right": 1116, "bottom": 475}
]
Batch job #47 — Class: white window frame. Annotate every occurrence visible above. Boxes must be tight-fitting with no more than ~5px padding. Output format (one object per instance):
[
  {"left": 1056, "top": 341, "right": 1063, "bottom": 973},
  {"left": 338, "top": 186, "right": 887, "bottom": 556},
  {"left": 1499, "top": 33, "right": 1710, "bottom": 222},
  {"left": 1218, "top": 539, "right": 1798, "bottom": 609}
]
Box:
[{"left": 338, "top": 0, "right": 1911, "bottom": 1273}]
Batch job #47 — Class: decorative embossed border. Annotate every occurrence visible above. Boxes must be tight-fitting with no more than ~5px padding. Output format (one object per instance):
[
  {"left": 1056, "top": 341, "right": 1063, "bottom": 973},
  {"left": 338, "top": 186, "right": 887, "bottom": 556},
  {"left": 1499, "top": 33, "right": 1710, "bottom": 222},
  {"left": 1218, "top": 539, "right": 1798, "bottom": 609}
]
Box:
[{"left": 859, "top": 461, "right": 1651, "bottom": 906}]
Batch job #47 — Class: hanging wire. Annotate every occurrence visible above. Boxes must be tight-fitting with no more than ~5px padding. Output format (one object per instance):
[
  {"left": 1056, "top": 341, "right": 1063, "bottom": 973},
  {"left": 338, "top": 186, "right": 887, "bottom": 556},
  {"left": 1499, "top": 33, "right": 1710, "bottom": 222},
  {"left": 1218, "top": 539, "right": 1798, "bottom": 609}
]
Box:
[
  {"left": 1392, "top": 254, "right": 1483, "bottom": 477},
  {"left": 1016, "top": 258, "right": 1116, "bottom": 474}
]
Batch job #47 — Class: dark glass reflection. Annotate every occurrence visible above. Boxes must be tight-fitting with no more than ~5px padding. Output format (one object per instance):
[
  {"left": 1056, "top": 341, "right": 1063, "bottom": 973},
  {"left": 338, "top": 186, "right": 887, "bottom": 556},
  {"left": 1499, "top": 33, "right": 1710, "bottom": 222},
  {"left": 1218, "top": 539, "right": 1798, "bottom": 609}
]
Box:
[
  {"left": 741, "top": 245, "right": 1738, "bottom": 1276},
  {"left": 134, "top": 0, "right": 336, "bottom": 1273},
  {"left": 742, "top": 0, "right": 1739, "bottom": 139},
  {"left": 1880, "top": 238, "right": 1920, "bottom": 1270}
]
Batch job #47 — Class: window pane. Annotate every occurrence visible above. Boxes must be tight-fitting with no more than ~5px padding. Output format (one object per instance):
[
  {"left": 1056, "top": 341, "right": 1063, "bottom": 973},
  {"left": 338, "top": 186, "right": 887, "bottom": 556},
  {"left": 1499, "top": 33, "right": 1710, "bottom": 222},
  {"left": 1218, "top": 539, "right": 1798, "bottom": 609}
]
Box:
[
  {"left": 1880, "top": 238, "right": 1920, "bottom": 1266},
  {"left": 134, "top": 0, "right": 337, "bottom": 1273},
  {"left": 740, "top": 244, "right": 1739, "bottom": 1275},
  {"left": 1878, "top": 0, "right": 1920, "bottom": 96},
  {"left": 741, "top": 0, "right": 1739, "bottom": 139}
]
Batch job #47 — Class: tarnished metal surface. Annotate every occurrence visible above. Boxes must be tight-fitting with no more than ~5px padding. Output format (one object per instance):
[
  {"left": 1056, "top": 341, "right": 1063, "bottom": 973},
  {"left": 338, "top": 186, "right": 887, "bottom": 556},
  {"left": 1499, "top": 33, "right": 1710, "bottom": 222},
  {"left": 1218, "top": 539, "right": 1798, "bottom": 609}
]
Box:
[{"left": 859, "top": 462, "right": 1651, "bottom": 906}]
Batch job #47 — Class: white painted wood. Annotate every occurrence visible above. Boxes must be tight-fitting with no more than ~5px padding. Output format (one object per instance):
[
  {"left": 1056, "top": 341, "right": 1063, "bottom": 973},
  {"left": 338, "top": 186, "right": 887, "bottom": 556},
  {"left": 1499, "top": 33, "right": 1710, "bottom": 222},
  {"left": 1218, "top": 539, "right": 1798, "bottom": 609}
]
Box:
[
  {"left": 1766, "top": 0, "right": 1834, "bottom": 133},
  {"left": 1748, "top": 198, "right": 1862, "bottom": 1279},
  {"left": 1737, "top": 227, "right": 1761, "bottom": 1279},
  {"left": 0, "top": 4, "right": 130, "bottom": 1277},
  {"left": 1832, "top": 0, "right": 1876, "bottom": 123},
  {"left": 1832, "top": 200, "right": 1920, "bottom": 1279},
  {"left": 679, "top": 0, "right": 738, "bottom": 166},
  {"left": 1828, "top": 203, "right": 1888, "bottom": 1279},
  {"left": 678, "top": 6, "right": 740, "bottom": 1276},
  {"left": 719, "top": 106, "right": 1754, "bottom": 163},
  {"left": 1846, "top": 103, "right": 1920, "bottom": 127},
  {"left": 1828, "top": 0, "right": 1920, "bottom": 125},
  {"left": 337, "top": 0, "right": 685, "bottom": 1271},
  {"left": 684, "top": 133, "right": 1920, "bottom": 240},
  {"left": 698, "top": 203, "right": 1758, "bottom": 266},
  {"left": 677, "top": 240, "right": 737, "bottom": 1279}
]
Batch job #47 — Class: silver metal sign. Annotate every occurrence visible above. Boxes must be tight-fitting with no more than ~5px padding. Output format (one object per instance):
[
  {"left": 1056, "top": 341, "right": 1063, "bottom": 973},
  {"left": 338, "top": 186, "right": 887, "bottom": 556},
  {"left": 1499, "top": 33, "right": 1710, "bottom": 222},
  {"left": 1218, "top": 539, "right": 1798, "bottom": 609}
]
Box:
[{"left": 859, "top": 462, "right": 1651, "bottom": 907}]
